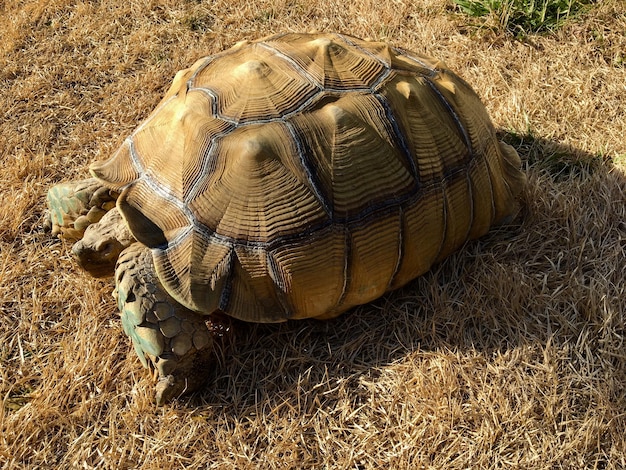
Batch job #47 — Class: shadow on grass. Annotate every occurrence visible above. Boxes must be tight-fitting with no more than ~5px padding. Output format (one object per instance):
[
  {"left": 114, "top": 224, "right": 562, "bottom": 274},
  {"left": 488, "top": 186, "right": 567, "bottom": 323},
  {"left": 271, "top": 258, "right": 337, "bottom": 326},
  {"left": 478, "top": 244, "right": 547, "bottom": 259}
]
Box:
[{"left": 187, "top": 133, "right": 626, "bottom": 412}]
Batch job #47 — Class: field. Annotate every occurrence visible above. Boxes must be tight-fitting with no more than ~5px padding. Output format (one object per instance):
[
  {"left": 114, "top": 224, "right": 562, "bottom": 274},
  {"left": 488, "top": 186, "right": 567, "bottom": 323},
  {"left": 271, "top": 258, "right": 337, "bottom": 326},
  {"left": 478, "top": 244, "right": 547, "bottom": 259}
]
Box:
[{"left": 1, "top": 0, "right": 626, "bottom": 468}]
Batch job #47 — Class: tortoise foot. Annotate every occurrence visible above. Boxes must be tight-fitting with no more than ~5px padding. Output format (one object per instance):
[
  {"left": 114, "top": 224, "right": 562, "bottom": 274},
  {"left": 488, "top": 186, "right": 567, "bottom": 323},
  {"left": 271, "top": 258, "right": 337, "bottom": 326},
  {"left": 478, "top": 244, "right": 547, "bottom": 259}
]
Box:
[{"left": 115, "top": 243, "right": 215, "bottom": 404}]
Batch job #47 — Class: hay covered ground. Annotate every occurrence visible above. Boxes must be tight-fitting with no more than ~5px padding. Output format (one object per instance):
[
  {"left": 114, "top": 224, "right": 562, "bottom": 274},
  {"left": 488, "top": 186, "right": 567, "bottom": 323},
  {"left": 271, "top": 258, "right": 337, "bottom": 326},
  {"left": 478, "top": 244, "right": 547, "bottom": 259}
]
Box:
[{"left": 1, "top": 0, "right": 626, "bottom": 467}]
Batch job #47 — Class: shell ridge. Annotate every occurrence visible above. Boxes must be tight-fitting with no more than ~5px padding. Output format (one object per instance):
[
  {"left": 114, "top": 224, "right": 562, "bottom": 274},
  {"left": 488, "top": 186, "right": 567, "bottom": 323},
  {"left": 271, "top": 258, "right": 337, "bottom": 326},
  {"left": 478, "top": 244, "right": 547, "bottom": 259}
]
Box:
[
  {"left": 334, "top": 34, "right": 394, "bottom": 90},
  {"left": 206, "top": 237, "right": 234, "bottom": 289},
  {"left": 280, "top": 91, "right": 337, "bottom": 120},
  {"left": 433, "top": 179, "right": 448, "bottom": 263},
  {"left": 386, "top": 207, "right": 404, "bottom": 290},
  {"left": 265, "top": 250, "right": 293, "bottom": 317},
  {"left": 187, "top": 56, "right": 215, "bottom": 88},
  {"left": 257, "top": 41, "right": 323, "bottom": 93},
  {"left": 191, "top": 87, "right": 240, "bottom": 126},
  {"left": 182, "top": 140, "right": 215, "bottom": 204},
  {"left": 463, "top": 167, "right": 475, "bottom": 242},
  {"left": 438, "top": 170, "right": 474, "bottom": 260},
  {"left": 393, "top": 48, "right": 439, "bottom": 76},
  {"left": 423, "top": 78, "right": 473, "bottom": 155},
  {"left": 189, "top": 221, "right": 333, "bottom": 250},
  {"left": 283, "top": 120, "right": 333, "bottom": 218},
  {"left": 470, "top": 153, "right": 497, "bottom": 228},
  {"left": 183, "top": 127, "right": 231, "bottom": 205},
  {"left": 373, "top": 93, "right": 420, "bottom": 183},
  {"left": 366, "top": 68, "right": 394, "bottom": 93},
  {"left": 216, "top": 247, "right": 235, "bottom": 311},
  {"left": 335, "top": 33, "right": 390, "bottom": 68},
  {"left": 191, "top": 88, "right": 220, "bottom": 120},
  {"left": 469, "top": 156, "right": 495, "bottom": 231},
  {"left": 265, "top": 250, "right": 288, "bottom": 292},
  {"left": 335, "top": 227, "right": 351, "bottom": 309},
  {"left": 484, "top": 156, "right": 497, "bottom": 225}
]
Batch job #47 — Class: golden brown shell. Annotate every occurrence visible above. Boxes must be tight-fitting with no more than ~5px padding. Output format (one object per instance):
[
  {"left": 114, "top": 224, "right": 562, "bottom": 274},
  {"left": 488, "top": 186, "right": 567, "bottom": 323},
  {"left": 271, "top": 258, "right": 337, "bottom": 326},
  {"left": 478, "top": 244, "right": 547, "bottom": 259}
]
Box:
[{"left": 90, "top": 32, "right": 525, "bottom": 322}]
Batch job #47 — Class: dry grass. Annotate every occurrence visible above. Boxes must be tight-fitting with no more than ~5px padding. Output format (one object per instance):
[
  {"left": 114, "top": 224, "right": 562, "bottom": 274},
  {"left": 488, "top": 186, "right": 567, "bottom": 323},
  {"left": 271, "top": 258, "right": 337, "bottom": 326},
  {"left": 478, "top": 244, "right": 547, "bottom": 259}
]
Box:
[{"left": 1, "top": 0, "right": 626, "bottom": 468}]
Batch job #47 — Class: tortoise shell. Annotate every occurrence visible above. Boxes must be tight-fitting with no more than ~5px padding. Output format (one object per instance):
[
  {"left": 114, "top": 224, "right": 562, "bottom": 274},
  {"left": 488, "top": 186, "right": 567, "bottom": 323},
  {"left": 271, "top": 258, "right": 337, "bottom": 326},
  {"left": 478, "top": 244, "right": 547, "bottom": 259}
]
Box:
[{"left": 90, "top": 32, "right": 525, "bottom": 323}]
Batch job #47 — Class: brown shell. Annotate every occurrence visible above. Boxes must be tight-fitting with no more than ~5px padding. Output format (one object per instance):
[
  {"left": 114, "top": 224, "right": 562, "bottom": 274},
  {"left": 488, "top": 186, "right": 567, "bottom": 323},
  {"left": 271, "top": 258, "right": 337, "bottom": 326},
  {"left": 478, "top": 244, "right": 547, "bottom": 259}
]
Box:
[{"left": 90, "top": 32, "right": 525, "bottom": 322}]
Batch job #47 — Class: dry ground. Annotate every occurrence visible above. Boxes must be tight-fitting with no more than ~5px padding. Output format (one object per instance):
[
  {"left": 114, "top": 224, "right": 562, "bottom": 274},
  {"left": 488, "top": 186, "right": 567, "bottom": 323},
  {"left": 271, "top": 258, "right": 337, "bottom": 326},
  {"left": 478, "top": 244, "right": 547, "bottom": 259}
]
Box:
[{"left": 1, "top": 0, "right": 626, "bottom": 468}]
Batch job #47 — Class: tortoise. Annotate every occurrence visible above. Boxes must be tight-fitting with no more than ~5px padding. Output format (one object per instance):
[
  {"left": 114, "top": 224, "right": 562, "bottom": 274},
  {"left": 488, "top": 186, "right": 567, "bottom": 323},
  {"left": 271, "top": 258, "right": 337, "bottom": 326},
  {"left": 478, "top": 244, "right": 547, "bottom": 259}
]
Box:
[{"left": 46, "top": 32, "right": 526, "bottom": 404}]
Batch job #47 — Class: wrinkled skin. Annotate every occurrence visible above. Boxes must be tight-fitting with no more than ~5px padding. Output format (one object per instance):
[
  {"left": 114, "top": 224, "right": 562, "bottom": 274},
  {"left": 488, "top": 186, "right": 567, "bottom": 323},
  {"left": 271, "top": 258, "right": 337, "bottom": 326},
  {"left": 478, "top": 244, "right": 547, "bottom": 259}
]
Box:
[{"left": 71, "top": 208, "right": 136, "bottom": 277}]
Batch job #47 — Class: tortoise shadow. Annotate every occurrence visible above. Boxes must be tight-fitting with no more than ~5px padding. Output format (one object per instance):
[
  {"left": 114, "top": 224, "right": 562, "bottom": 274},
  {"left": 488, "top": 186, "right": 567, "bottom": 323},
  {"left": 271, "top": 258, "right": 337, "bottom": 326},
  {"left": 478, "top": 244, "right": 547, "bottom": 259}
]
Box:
[{"left": 189, "top": 134, "right": 626, "bottom": 411}]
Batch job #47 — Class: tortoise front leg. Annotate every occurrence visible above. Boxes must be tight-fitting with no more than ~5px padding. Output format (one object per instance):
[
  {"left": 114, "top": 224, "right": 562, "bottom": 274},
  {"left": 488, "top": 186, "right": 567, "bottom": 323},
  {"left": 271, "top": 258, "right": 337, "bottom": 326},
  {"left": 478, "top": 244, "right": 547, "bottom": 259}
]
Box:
[
  {"left": 45, "top": 178, "right": 117, "bottom": 240},
  {"left": 115, "top": 243, "right": 214, "bottom": 405}
]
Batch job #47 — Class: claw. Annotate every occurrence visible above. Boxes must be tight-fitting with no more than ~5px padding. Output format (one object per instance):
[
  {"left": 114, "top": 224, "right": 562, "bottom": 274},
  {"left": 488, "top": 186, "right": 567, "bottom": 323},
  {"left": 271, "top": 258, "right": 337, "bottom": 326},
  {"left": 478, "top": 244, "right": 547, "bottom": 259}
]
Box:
[{"left": 155, "top": 375, "right": 189, "bottom": 406}]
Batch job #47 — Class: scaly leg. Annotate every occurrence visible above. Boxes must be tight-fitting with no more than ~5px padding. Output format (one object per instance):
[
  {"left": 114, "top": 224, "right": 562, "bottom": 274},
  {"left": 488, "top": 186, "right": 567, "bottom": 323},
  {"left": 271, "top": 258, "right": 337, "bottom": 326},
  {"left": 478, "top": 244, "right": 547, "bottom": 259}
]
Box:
[
  {"left": 115, "top": 243, "right": 214, "bottom": 405},
  {"left": 45, "top": 178, "right": 117, "bottom": 240}
]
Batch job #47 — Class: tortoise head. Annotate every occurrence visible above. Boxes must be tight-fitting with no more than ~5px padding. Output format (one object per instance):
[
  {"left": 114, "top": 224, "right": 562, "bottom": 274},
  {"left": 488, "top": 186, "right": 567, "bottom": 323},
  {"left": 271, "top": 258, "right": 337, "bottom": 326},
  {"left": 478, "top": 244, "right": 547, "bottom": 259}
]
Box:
[{"left": 72, "top": 207, "right": 135, "bottom": 278}]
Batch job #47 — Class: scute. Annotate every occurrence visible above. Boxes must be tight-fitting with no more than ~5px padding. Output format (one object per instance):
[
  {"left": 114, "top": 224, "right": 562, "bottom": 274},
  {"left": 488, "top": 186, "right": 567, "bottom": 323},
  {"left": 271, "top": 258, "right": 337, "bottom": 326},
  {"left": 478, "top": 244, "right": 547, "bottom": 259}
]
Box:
[
  {"left": 340, "top": 209, "right": 402, "bottom": 308},
  {"left": 289, "top": 93, "right": 418, "bottom": 219},
  {"left": 89, "top": 32, "right": 526, "bottom": 323},
  {"left": 264, "top": 33, "right": 390, "bottom": 90},
  {"left": 381, "top": 76, "right": 472, "bottom": 184},
  {"left": 189, "top": 43, "right": 320, "bottom": 122},
  {"left": 188, "top": 121, "right": 330, "bottom": 242}
]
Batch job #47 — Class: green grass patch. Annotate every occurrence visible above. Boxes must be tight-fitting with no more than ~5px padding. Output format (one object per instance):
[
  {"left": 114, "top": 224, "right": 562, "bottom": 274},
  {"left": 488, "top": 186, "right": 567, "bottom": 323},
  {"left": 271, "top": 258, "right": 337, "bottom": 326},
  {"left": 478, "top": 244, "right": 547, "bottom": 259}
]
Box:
[{"left": 452, "top": 0, "right": 596, "bottom": 35}]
